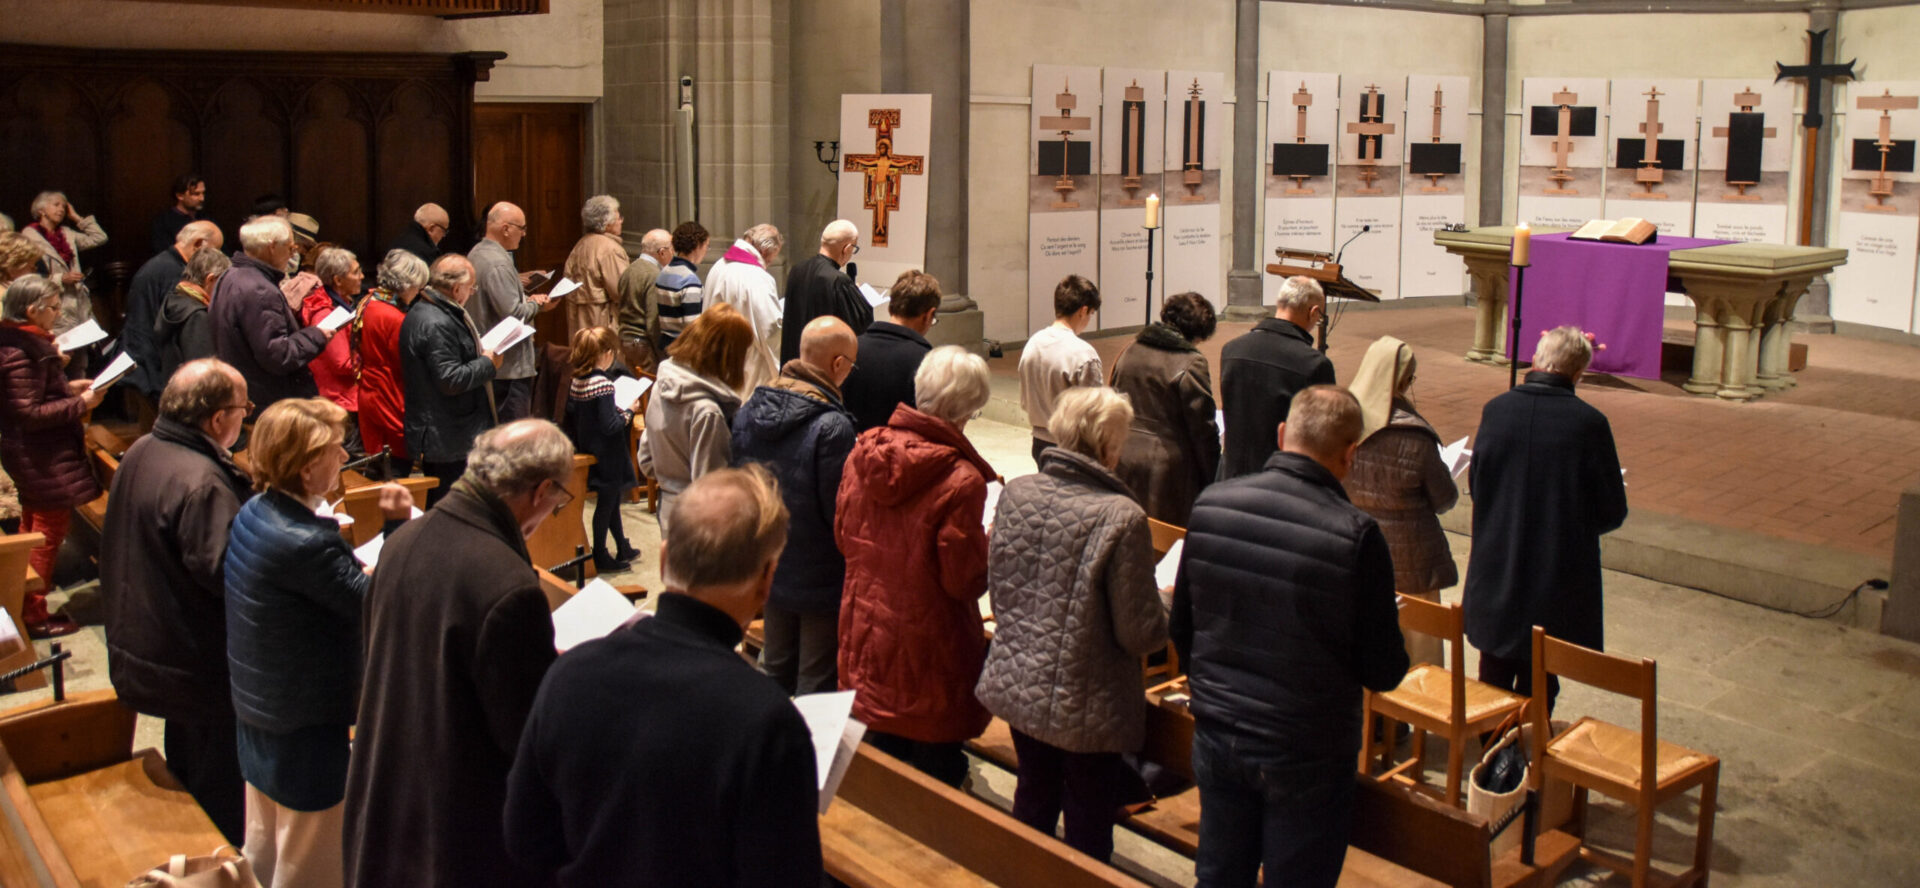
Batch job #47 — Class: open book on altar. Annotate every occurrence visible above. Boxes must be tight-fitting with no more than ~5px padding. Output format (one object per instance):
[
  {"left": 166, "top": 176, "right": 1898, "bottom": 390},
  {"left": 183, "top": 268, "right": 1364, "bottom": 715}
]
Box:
[{"left": 1569, "top": 217, "right": 1657, "bottom": 244}]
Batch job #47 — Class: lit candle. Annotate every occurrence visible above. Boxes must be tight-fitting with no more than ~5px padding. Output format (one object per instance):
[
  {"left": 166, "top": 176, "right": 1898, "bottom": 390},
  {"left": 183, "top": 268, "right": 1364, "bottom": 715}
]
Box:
[
  {"left": 1511, "top": 221, "right": 1531, "bottom": 267},
  {"left": 1145, "top": 194, "right": 1160, "bottom": 229}
]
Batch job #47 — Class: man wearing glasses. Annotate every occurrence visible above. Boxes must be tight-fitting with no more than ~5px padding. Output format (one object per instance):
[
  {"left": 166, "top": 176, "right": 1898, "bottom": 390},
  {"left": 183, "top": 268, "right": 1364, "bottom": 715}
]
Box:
[
  {"left": 468, "top": 202, "right": 553, "bottom": 422},
  {"left": 392, "top": 203, "right": 452, "bottom": 265},
  {"left": 100, "top": 358, "right": 259, "bottom": 845},
  {"left": 779, "top": 219, "right": 873, "bottom": 365}
]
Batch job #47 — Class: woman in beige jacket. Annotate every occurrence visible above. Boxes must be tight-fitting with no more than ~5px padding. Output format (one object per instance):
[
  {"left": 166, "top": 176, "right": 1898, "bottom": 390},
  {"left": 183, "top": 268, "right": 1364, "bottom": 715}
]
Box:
[{"left": 20, "top": 191, "right": 106, "bottom": 375}]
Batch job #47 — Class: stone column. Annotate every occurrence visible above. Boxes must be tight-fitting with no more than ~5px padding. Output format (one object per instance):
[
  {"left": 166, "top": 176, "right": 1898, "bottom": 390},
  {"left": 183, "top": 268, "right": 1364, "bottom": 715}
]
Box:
[
  {"left": 1463, "top": 256, "right": 1510, "bottom": 363},
  {"left": 1223, "top": 0, "right": 1265, "bottom": 322},
  {"left": 1681, "top": 288, "right": 1729, "bottom": 395},
  {"left": 1478, "top": 14, "right": 1509, "bottom": 228},
  {"left": 1718, "top": 301, "right": 1760, "bottom": 401},
  {"left": 893, "top": 0, "right": 982, "bottom": 351},
  {"left": 1758, "top": 276, "right": 1813, "bottom": 390}
]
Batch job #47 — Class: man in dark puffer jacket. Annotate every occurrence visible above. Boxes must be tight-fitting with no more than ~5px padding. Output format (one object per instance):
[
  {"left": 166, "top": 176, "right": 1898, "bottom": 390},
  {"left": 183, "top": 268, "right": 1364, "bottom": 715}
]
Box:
[
  {"left": 730, "top": 316, "right": 859, "bottom": 694},
  {"left": 1171, "top": 385, "right": 1407, "bottom": 888},
  {"left": 100, "top": 358, "right": 253, "bottom": 843}
]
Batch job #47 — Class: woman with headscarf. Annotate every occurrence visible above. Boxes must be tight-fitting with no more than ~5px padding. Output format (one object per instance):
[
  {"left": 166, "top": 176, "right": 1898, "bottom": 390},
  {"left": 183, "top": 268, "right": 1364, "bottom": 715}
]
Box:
[{"left": 1345, "top": 336, "right": 1458, "bottom": 666}]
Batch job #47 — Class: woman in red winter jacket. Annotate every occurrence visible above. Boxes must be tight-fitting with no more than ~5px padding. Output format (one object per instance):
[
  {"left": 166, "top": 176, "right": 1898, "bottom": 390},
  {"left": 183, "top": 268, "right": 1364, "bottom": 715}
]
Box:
[{"left": 834, "top": 346, "right": 996, "bottom": 787}]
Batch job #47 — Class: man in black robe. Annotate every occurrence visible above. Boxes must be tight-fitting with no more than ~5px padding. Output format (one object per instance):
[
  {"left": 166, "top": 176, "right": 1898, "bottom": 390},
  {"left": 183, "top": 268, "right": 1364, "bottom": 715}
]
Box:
[
  {"left": 389, "top": 202, "right": 451, "bottom": 264},
  {"left": 504, "top": 464, "right": 822, "bottom": 886},
  {"left": 1217, "top": 275, "right": 1335, "bottom": 479},
  {"left": 780, "top": 219, "right": 872, "bottom": 364},
  {"left": 1463, "top": 326, "right": 1628, "bottom": 711}
]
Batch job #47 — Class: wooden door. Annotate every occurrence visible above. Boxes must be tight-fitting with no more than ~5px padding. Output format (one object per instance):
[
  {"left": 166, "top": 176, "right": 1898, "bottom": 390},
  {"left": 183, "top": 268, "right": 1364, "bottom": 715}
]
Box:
[{"left": 472, "top": 102, "right": 587, "bottom": 348}]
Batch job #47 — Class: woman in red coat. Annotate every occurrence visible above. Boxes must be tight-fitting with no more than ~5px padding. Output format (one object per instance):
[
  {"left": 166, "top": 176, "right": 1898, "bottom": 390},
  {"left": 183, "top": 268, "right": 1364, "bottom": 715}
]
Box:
[
  {"left": 835, "top": 345, "right": 996, "bottom": 787},
  {"left": 303, "top": 247, "right": 363, "bottom": 455},
  {"left": 0, "top": 275, "right": 103, "bottom": 637},
  {"left": 354, "top": 250, "right": 429, "bottom": 477}
]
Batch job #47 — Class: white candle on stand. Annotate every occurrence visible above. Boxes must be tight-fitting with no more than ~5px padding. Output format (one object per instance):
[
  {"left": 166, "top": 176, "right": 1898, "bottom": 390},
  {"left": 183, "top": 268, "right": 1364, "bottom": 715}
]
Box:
[
  {"left": 1145, "top": 194, "right": 1160, "bottom": 229},
  {"left": 1511, "top": 221, "right": 1531, "bottom": 267}
]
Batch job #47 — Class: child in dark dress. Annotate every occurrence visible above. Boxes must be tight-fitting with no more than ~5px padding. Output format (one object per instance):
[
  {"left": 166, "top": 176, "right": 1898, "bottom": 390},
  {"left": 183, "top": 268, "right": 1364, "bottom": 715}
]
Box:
[{"left": 567, "top": 326, "right": 643, "bottom": 572}]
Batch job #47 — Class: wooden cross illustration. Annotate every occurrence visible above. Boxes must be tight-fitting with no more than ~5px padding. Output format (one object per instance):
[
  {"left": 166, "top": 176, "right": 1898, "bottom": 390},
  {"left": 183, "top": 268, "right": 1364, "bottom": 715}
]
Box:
[
  {"left": 1422, "top": 83, "right": 1449, "bottom": 193},
  {"left": 1546, "top": 86, "right": 1582, "bottom": 195},
  {"left": 1633, "top": 86, "right": 1669, "bottom": 198},
  {"left": 1346, "top": 84, "right": 1395, "bottom": 194},
  {"left": 1711, "top": 88, "right": 1778, "bottom": 201},
  {"left": 1286, "top": 82, "right": 1318, "bottom": 195},
  {"left": 1038, "top": 80, "right": 1093, "bottom": 209},
  {"left": 1859, "top": 89, "right": 1920, "bottom": 212},
  {"left": 842, "top": 109, "right": 924, "bottom": 247},
  {"left": 1775, "top": 29, "right": 1856, "bottom": 242}
]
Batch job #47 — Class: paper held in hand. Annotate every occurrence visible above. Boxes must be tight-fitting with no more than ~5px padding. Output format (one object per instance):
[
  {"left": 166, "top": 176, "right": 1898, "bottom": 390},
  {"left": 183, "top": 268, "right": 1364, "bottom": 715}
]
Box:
[
  {"left": 1438, "top": 436, "right": 1472, "bottom": 482},
  {"left": 792, "top": 690, "right": 868, "bottom": 814},
  {"left": 479, "top": 317, "right": 537, "bottom": 354},
  {"left": 550, "top": 277, "right": 584, "bottom": 300},
  {"left": 53, "top": 319, "right": 106, "bottom": 352},
  {"left": 550, "top": 579, "right": 639, "bottom": 652},
  {"left": 315, "top": 305, "right": 353, "bottom": 334},
  {"left": 981, "top": 480, "right": 1005, "bottom": 532},
  {"left": 858, "top": 282, "right": 889, "bottom": 309},
  {"left": 353, "top": 533, "right": 386, "bottom": 568},
  {"left": 612, "top": 375, "right": 653, "bottom": 409},
  {"left": 88, "top": 351, "right": 137, "bottom": 392},
  {"left": 1154, "top": 538, "right": 1186, "bottom": 590}
]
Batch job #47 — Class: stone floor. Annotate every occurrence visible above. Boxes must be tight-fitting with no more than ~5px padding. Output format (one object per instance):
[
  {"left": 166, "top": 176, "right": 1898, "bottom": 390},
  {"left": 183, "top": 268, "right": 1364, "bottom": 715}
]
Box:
[
  {"left": 8, "top": 402, "right": 1919, "bottom": 886},
  {"left": 992, "top": 304, "right": 1920, "bottom": 561}
]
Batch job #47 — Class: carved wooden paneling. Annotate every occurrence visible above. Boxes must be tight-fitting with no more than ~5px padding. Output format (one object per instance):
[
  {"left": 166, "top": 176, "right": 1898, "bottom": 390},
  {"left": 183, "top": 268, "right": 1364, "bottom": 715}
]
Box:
[
  {"left": 0, "top": 44, "right": 499, "bottom": 326},
  {"left": 114, "top": 0, "right": 548, "bottom": 17}
]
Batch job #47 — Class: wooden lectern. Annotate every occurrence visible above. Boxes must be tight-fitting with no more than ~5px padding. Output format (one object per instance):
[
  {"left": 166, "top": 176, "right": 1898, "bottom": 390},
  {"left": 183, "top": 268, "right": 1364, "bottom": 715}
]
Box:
[{"left": 1267, "top": 246, "right": 1380, "bottom": 352}]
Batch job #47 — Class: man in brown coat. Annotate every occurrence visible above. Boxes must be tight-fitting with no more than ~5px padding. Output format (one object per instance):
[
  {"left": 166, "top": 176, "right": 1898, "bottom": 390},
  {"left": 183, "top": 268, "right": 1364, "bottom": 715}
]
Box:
[{"left": 343, "top": 419, "right": 576, "bottom": 888}]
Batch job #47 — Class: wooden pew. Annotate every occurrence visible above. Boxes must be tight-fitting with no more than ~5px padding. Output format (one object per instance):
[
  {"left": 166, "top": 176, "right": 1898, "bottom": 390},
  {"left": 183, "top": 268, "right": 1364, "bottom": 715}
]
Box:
[
  {"left": 525, "top": 454, "right": 596, "bottom": 577},
  {"left": 0, "top": 533, "right": 47, "bottom": 691},
  {"left": 825, "top": 742, "right": 1139, "bottom": 888},
  {"left": 74, "top": 425, "right": 132, "bottom": 533},
  {"left": 0, "top": 690, "right": 226, "bottom": 888},
  {"left": 333, "top": 471, "right": 438, "bottom": 546}
]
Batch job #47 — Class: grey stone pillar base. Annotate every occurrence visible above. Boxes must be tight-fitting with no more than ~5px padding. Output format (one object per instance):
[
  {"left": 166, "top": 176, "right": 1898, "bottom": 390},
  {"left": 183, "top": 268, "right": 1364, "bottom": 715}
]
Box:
[
  {"left": 926, "top": 301, "right": 987, "bottom": 356},
  {"left": 1223, "top": 269, "right": 1267, "bottom": 323}
]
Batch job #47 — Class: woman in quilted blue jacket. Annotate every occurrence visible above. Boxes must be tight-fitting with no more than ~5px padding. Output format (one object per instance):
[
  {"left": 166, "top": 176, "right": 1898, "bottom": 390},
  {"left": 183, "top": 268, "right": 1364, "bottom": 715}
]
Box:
[{"left": 225, "top": 398, "right": 412, "bottom": 888}]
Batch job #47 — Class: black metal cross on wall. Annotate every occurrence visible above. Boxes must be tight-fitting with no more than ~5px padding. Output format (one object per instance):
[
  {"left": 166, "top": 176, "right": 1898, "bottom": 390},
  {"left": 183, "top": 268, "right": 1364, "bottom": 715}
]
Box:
[{"left": 1775, "top": 28, "right": 1856, "bottom": 130}]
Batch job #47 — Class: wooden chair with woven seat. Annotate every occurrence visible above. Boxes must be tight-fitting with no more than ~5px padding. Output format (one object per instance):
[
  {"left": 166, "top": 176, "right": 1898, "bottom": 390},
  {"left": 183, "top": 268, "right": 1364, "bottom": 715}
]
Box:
[
  {"left": 1529, "top": 626, "right": 1720, "bottom": 888},
  {"left": 1142, "top": 518, "right": 1186, "bottom": 687},
  {"left": 1360, "top": 594, "right": 1528, "bottom": 807}
]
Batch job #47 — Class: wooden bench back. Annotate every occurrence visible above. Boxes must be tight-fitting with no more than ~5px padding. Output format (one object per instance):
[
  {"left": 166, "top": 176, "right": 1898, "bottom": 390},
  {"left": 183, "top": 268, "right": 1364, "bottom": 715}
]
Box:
[
  {"left": 1530, "top": 626, "right": 1660, "bottom": 796},
  {"left": 1147, "top": 518, "right": 1185, "bottom": 561},
  {"left": 838, "top": 743, "right": 1137, "bottom": 887},
  {"left": 0, "top": 690, "right": 136, "bottom": 784},
  {"left": 1351, "top": 776, "right": 1494, "bottom": 888},
  {"left": 0, "top": 533, "right": 47, "bottom": 689}
]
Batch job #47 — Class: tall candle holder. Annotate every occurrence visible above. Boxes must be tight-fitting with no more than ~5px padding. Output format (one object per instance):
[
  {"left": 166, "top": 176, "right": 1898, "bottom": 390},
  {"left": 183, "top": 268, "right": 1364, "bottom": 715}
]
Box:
[
  {"left": 1509, "top": 223, "right": 1531, "bottom": 389},
  {"left": 1143, "top": 220, "right": 1161, "bottom": 315}
]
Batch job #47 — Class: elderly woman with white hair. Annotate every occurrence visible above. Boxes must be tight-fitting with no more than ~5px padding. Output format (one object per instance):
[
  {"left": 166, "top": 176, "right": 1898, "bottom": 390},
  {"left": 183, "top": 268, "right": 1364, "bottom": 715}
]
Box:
[
  {"left": 1463, "top": 325, "right": 1627, "bottom": 713},
  {"left": 561, "top": 195, "right": 629, "bottom": 338},
  {"left": 976, "top": 386, "right": 1167, "bottom": 862},
  {"left": 835, "top": 345, "right": 997, "bottom": 788},
  {"left": 20, "top": 191, "right": 107, "bottom": 376},
  {"left": 356, "top": 249, "right": 430, "bottom": 477},
  {"left": 303, "top": 247, "right": 365, "bottom": 455},
  {"left": 0, "top": 275, "right": 104, "bottom": 637}
]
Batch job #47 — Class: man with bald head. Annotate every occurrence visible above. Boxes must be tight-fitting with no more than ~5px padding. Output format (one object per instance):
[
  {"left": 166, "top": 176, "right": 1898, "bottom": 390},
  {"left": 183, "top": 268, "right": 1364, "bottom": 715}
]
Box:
[
  {"left": 403, "top": 253, "right": 503, "bottom": 502},
  {"left": 469, "top": 201, "right": 553, "bottom": 421},
  {"left": 730, "top": 315, "right": 860, "bottom": 694},
  {"left": 392, "top": 202, "right": 451, "bottom": 264},
  {"left": 101, "top": 358, "right": 255, "bottom": 843},
  {"left": 615, "top": 226, "right": 673, "bottom": 372},
  {"left": 1172, "top": 385, "right": 1406, "bottom": 888},
  {"left": 781, "top": 219, "right": 872, "bottom": 364},
  {"left": 127, "top": 219, "right": 224, "bottom": 400}
]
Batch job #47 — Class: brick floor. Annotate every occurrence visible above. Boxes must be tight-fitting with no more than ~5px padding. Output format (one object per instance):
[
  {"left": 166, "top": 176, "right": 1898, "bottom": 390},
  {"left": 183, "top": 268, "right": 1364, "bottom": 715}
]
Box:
[{"left": 994, "top": 305, "right": 1920, "bottom": 560}]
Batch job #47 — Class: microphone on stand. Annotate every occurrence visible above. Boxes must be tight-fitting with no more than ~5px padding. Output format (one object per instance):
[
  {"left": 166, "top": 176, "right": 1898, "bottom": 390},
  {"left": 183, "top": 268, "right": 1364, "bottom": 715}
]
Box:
[
  {"left": 1335, "top": 224, "right": 1371, "bottom": 266},
  {"left": 844, "top": 261, "right": 858, "bottom": 285}
]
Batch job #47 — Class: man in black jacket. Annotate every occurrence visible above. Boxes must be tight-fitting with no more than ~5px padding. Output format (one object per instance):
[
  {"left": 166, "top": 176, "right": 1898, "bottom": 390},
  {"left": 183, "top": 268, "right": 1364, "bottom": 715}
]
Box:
[
  {"left": 345, "top": 420, "right": 574, "bottom": 888},
  {"left": 505, "top": 464, "right": 822, "bottom": 887},
  {"left": 840, "top": 269, "right": 940, "bottom": 432},
  {"left": 1217, "top": 275, "right": 1335, "bottom": 480},
  {"left": 780, "top": 219, "right": 872, "bottom": 363},
  {"left": 400, "top": 254, "right": 501, "bottom": 504},
  {"left": 1172, "top": 385, "right": 1407, "bottom": 888},
  {"left": 390, "top": 202, "right": 450, "bottom": 265},
  {"left": 99, "top": 358, "right": 253, "bottom": 843},
  {"left": 125, "top": 220, "right": 221, "bottom": 400},
  {"left": 210, "top": 215, "right": 330, "bottom": 417},
  {"left": 1463, "top": 326, "right": 1626, "bottom": 712}
]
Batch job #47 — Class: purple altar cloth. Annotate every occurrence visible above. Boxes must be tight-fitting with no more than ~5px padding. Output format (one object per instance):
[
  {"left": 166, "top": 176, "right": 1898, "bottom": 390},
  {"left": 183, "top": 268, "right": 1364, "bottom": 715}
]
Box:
[{"left": 1506, "top": 233, "right": 1732, "bottom": 380}]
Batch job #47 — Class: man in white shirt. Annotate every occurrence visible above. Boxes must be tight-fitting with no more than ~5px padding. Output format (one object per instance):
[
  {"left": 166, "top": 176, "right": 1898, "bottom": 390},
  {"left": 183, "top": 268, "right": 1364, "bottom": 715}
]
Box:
[
  {"left": 1017, "top": 274, "right": 1104, "bottom": 464},
  {"left": 703, "top": 223, "right": 785, "bottom": 393}
]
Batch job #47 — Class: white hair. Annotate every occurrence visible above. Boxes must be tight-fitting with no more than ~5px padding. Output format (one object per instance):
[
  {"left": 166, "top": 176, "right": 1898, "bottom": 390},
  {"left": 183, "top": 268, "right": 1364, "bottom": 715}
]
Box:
[
  {"left": 376, "top": 249, "right": 430, "bottom": 293},
  {"left": 1274, "top": 275, "right": 1324, "bottom": 312},
  {"left": 640, "top": 228, "right": 673, "bottom": 256},
  {"left": 743, "top": 223, "right": 784, "bottom": 260},
  {"left": 0, "top": 212, "right": 14, "bottom": 234},
  {"left": 412, "top": 203, "right": 447, "bottom": 226},
  {"left": 1532, "top": 325, "right": 1594, "bottom": 377},
  {"left": 174, "top": 221, "right": 217, "bottom": 249},
  {"left": 1049, "top": 386, "right": 1133, "bottom": 464},
  {"left": 314, "top": 247, "right": 358, "bottom": 286},
  {"left": 239, "top": 216, "right": 294, "bottom": 255},
  {"left": 465, "top": 419, "right": 575, "bottom": 498},
  {"left": 581, "top": 195, "right": 620, "bottom": 233},
  {"left": 912, "top": 346, "right": 991, "bottom": 426},
  {"left": 2, "top": 274, "right": 57, "bottom": 323},
  {"left": 821, "top": 219, "right": 857, "bottom": 246},
  {"left": 428, "top": 254, "right": 474, "bottom": 292},
  {"left": 29, "top": 192, "right": 64, "bottom": 220}
]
